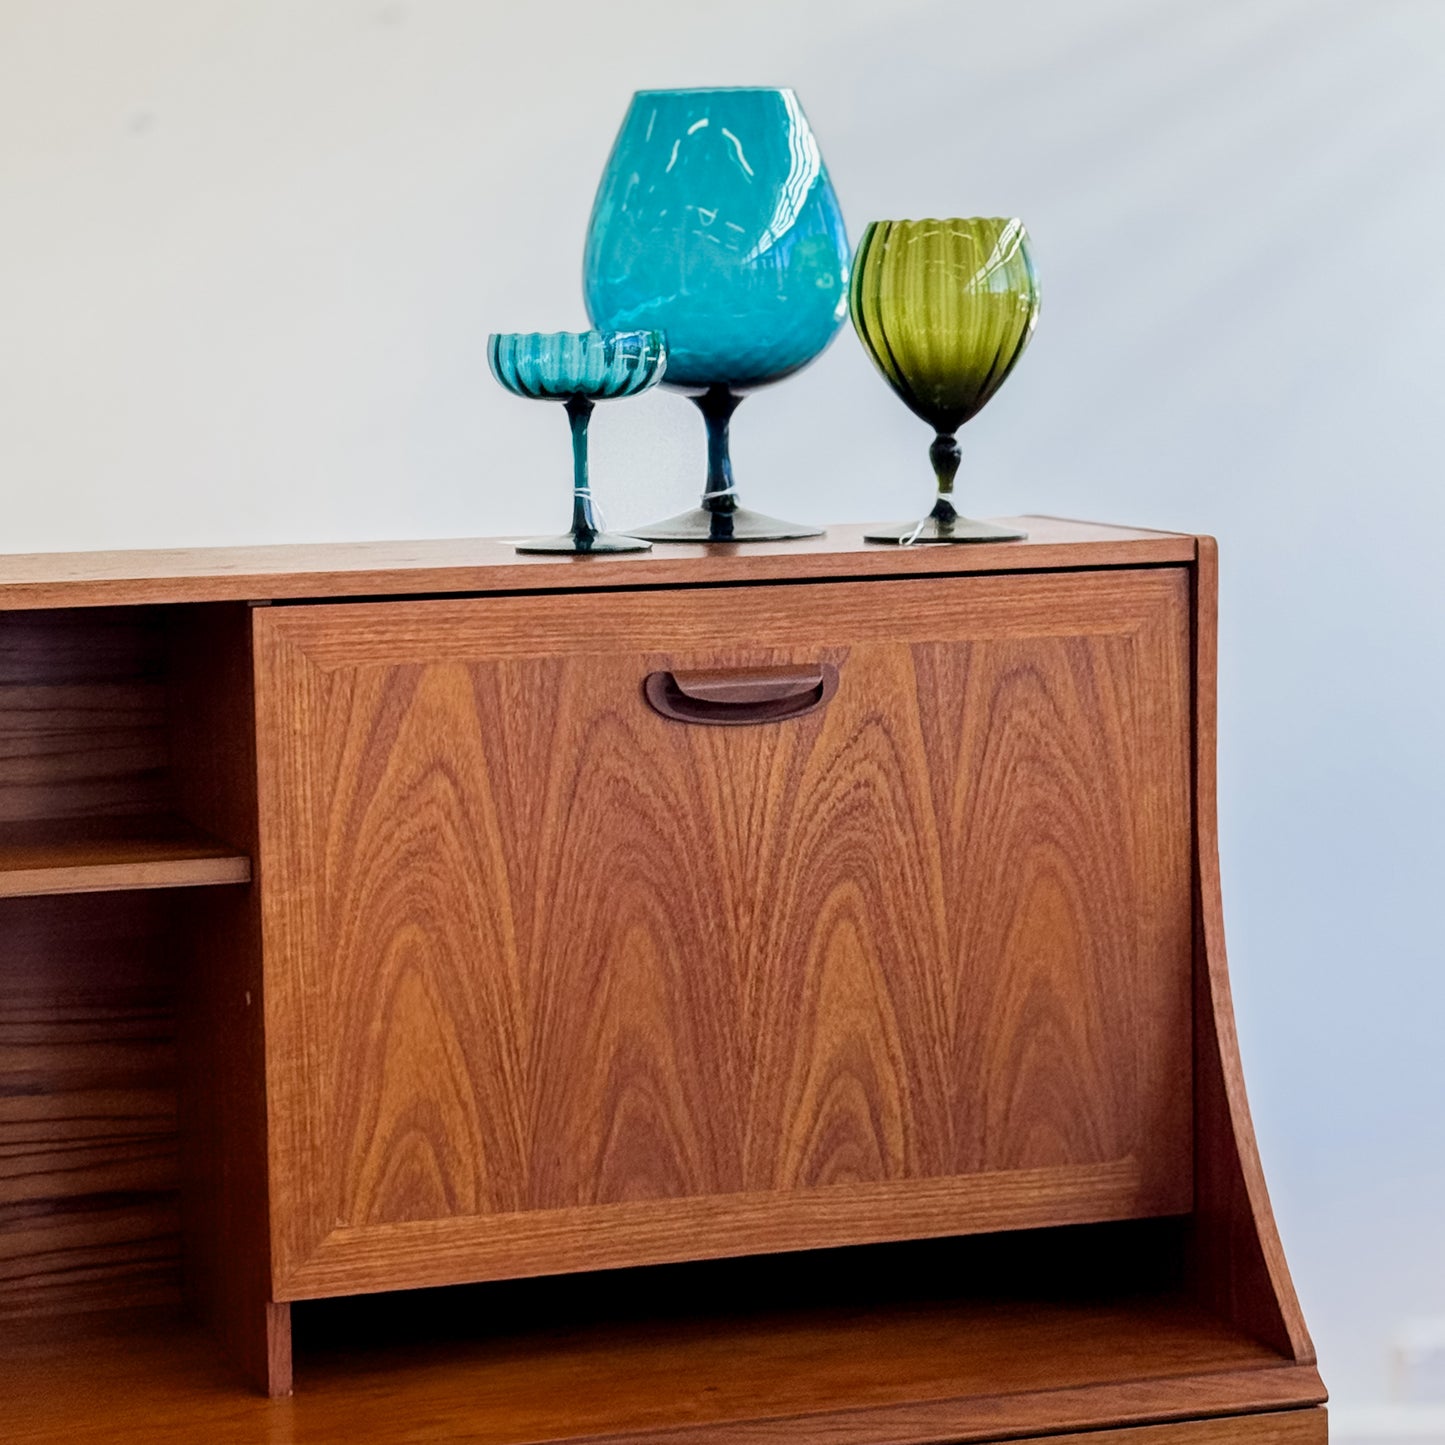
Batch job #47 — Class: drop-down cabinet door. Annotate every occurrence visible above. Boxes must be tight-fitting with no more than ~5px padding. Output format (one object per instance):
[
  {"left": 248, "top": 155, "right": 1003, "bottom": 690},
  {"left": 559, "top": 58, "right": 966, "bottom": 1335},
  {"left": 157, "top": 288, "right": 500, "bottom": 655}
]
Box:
[{"left": 253, "top": 568, "right": 1194, "bottom": 1301}]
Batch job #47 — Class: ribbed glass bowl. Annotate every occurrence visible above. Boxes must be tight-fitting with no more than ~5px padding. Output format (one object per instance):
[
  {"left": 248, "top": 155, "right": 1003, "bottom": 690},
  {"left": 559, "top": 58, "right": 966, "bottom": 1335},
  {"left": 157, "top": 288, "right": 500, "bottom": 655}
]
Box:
[
  {"left": 849, "top": 218, "right": 1039, "bottom": 544},
  {"left": 487, "top": 329, "right": 666, "bottom": 401},
  {"left": 486, "top": 329, "right": 667, "bottom": 555}
]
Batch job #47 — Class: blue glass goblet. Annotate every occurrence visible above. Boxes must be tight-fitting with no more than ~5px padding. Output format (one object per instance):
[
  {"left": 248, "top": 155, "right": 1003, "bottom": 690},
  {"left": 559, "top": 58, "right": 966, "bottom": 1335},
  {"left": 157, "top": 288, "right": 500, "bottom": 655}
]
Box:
[
  {"left": 584, "top": 87, "right": 850, "bottom": 543},
  {"left": 488, "top": 330, "right": 666, "bottom": 554}
]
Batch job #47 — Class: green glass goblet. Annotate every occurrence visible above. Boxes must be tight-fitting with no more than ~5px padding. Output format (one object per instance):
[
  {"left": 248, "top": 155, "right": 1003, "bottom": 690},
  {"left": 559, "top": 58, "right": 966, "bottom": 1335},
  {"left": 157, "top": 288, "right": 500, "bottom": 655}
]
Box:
[
  {"left": 849, "top": 218, "right": 1040, "bottom": 544},
  {"left": 488, "top": 330, "right": 667, "bottom": 554}
]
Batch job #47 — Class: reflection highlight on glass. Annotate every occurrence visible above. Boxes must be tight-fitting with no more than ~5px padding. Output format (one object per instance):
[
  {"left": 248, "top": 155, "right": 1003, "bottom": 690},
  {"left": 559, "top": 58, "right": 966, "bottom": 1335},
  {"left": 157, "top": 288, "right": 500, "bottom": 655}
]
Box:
[{"left": 584, "top": 87, "right": 850, "bottom": 542}]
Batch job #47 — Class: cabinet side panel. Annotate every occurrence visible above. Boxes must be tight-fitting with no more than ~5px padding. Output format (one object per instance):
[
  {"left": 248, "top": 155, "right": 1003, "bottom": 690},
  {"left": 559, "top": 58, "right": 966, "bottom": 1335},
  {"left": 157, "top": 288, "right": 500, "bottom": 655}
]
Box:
[
  {"left": 1188, "top": 539, "right": 1314, "bottom": 1361},
  {"left": 171, "top": 605, "right": 290, "bottom": 1395}
]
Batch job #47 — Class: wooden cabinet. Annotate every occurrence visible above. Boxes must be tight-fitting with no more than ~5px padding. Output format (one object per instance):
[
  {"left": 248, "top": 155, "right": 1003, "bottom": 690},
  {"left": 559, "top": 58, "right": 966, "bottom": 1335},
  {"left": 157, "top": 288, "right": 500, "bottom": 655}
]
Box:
[{"left": 0, "top": 522, "right": 1325, "bottom": 1443}]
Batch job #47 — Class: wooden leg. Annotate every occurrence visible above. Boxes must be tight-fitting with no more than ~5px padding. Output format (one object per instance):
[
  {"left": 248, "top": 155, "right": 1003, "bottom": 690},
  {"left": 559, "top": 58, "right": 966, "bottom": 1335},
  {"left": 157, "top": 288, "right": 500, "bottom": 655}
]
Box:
[
  {"left": 201, "top": 1295, "right": 292, "bottom": 1397},
  {"left": 259, "top": 1300, "right": 293, "bottom": 1398}
]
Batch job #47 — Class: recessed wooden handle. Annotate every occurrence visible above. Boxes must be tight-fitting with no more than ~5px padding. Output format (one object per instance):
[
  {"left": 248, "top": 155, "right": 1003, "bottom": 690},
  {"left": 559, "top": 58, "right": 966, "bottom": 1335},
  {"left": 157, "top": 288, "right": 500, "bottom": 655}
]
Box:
[{"left": 644, "top": 664, "right": 839, "bottom": 726}]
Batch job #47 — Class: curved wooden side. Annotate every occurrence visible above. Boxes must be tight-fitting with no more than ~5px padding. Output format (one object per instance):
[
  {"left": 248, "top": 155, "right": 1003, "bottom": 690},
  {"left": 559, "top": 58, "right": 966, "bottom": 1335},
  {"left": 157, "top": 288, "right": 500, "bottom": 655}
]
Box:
[{"left": 1188, "top": 537, "right": 1314, "bottom": 1362}]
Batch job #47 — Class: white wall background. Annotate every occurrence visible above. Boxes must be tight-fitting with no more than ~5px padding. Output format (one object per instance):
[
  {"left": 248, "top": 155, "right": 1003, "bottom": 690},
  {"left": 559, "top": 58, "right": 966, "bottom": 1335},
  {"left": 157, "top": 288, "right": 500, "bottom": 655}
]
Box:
[{"left": 3, "top": 0, "right": 1443, "bottom": 1420}]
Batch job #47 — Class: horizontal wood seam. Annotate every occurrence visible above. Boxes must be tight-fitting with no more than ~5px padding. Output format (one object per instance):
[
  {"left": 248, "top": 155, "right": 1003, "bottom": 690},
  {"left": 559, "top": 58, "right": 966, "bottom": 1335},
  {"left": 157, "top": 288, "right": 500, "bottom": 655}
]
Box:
[{"left": 551, "top": 1365, "right": 1326, "bottom": 1445}]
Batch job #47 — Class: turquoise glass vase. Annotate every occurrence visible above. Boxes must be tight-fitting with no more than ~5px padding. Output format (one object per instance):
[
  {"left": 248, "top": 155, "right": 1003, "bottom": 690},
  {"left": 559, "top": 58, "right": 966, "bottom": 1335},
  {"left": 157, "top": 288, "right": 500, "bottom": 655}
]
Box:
[
  {"left": 488, "top": 330, "right": 666, "bottom": 554},
  {"left": 584, "top": 87, "right": 849, "bottom": 542}
]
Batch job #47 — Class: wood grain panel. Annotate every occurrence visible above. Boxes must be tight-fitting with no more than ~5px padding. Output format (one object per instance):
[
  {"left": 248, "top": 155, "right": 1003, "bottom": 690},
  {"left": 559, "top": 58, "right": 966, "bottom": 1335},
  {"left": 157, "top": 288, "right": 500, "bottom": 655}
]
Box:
[
  {"left": 256, "top": 569, "right": 1194, "bottom": 1297},
  {"left": 284, "top": 1163, "right": 1152, "bottom": 1299},
  {"left": 0, "top": 893, "right": 180, "bottom": 1318},
  {"left": 0, "top": 608, "right": 169, "bottom": 823},
  {"left": 273, "top": 566, "right": 1182, "bottom": 670},
  {"left": 0, "top": 518, "right": 1192, "bottom": 612},
  {"left": 574, "top": 1401, "right": 1328, "bottom": 1445},
  {"left": 1026, "top": 1414, "right": 1326, "bottom": 1445}
]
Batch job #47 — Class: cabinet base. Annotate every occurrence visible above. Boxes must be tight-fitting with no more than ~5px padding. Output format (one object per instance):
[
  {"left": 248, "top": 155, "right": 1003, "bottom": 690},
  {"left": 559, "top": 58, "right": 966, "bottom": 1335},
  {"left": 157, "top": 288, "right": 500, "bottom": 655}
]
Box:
[{"left": 0, "top": 1298, "right": 1327, "bottom": 1443}]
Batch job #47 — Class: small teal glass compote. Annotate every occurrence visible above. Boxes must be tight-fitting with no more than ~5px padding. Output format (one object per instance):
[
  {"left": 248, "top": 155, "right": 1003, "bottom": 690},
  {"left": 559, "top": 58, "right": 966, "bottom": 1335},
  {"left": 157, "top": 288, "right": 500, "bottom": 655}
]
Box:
[
  {"left": 488, "top": 330, "right": 666, "bottom": 554},
  {"left": 584, "top": 87, "right": 850, "bottom": 543}
]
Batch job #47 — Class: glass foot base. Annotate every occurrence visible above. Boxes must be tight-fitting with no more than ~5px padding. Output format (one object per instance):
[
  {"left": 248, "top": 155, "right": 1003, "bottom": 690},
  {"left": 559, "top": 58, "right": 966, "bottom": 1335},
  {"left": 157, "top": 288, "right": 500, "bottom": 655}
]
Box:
[
  {"left": 513, "top": 531, "right": 652, "bottom": 555},
  {"left": 863, "top": 517, "right": 1029, "bottom": 545},
  {"left": 631, "top": 504, "right": 825, "bottom": 544}
]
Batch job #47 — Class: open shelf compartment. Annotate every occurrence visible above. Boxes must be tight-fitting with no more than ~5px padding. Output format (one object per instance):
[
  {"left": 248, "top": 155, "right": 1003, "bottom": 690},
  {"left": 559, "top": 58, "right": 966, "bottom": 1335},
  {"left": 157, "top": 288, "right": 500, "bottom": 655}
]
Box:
[
  {"left": 0, "top": 603, "right": 256, "bottom": 1325},
  {"left": 0, "top": 1224, "right": 1326, "bottom": 1445}
]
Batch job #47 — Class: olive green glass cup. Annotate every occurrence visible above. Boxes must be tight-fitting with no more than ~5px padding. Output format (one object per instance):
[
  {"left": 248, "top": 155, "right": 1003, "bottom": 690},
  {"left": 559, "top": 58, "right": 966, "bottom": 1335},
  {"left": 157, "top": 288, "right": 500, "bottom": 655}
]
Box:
[{"left": 849, "top": 218, "right": 1040, "bottom": 544}]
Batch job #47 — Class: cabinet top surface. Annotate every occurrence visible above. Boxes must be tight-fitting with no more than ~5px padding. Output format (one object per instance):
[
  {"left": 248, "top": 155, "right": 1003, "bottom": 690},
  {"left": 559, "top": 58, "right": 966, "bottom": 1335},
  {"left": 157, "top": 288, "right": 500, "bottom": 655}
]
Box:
[{"left": 0, "top": 517, "right": 1196, "bottom": 611}]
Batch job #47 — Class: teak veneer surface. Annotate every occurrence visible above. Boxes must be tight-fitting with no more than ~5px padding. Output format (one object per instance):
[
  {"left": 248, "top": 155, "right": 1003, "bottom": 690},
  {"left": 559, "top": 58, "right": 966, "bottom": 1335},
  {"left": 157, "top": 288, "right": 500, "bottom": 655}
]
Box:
[
  {"left": 255, "top": 566, "right": 1194, "bottom": 1299},
  {"left": 0, "top": 814, "right": 250, "bottom": 897},
  {"left": 0, "top": 519, "right": 1191, "bottom": 610},
  {"left": 0, "top": 607, "right": 169, "bottom": 824},
  {"left": 1047, "top": 1417, "right": 1325, "bottom": 1445},
  {"left": 0, "top": 893, "right": 181, "bottom": 1319},
  {"left": 0, "top": 1293, "right": 1324, "bottom": 1445}
]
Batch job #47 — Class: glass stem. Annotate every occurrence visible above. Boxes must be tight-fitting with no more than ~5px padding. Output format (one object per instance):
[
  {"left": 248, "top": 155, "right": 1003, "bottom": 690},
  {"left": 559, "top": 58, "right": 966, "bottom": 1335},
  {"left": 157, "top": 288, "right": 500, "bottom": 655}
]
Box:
[
  {"left": 928, "top": 432, "right": 962, "bottom": 527},
  {"left": 566, "top": 395, "right": 599, "bottom": 542},
  {"left": 692, "top": 385, "right": 743, "bottom": 516}
]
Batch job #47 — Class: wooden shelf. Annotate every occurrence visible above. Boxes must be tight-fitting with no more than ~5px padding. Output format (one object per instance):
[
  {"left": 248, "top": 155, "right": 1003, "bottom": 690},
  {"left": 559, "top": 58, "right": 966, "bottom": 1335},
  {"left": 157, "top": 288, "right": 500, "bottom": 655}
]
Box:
[
  {"left": 0, "top": 1286, "right": 1323, "bottom": 1445},
  {"left": 2, "top": 1233, "right": 1325, "bottom": 1443},
  {"left": 0, "top": 815, "right": 250, "bottom": 898}
]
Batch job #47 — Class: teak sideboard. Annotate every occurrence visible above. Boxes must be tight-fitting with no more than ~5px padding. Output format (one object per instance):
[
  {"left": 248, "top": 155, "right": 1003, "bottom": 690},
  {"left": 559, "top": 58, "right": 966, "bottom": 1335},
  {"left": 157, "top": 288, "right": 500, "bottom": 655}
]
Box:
[{"left": 0, "top": 520, "right": 1325, "bottom": 1445}]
